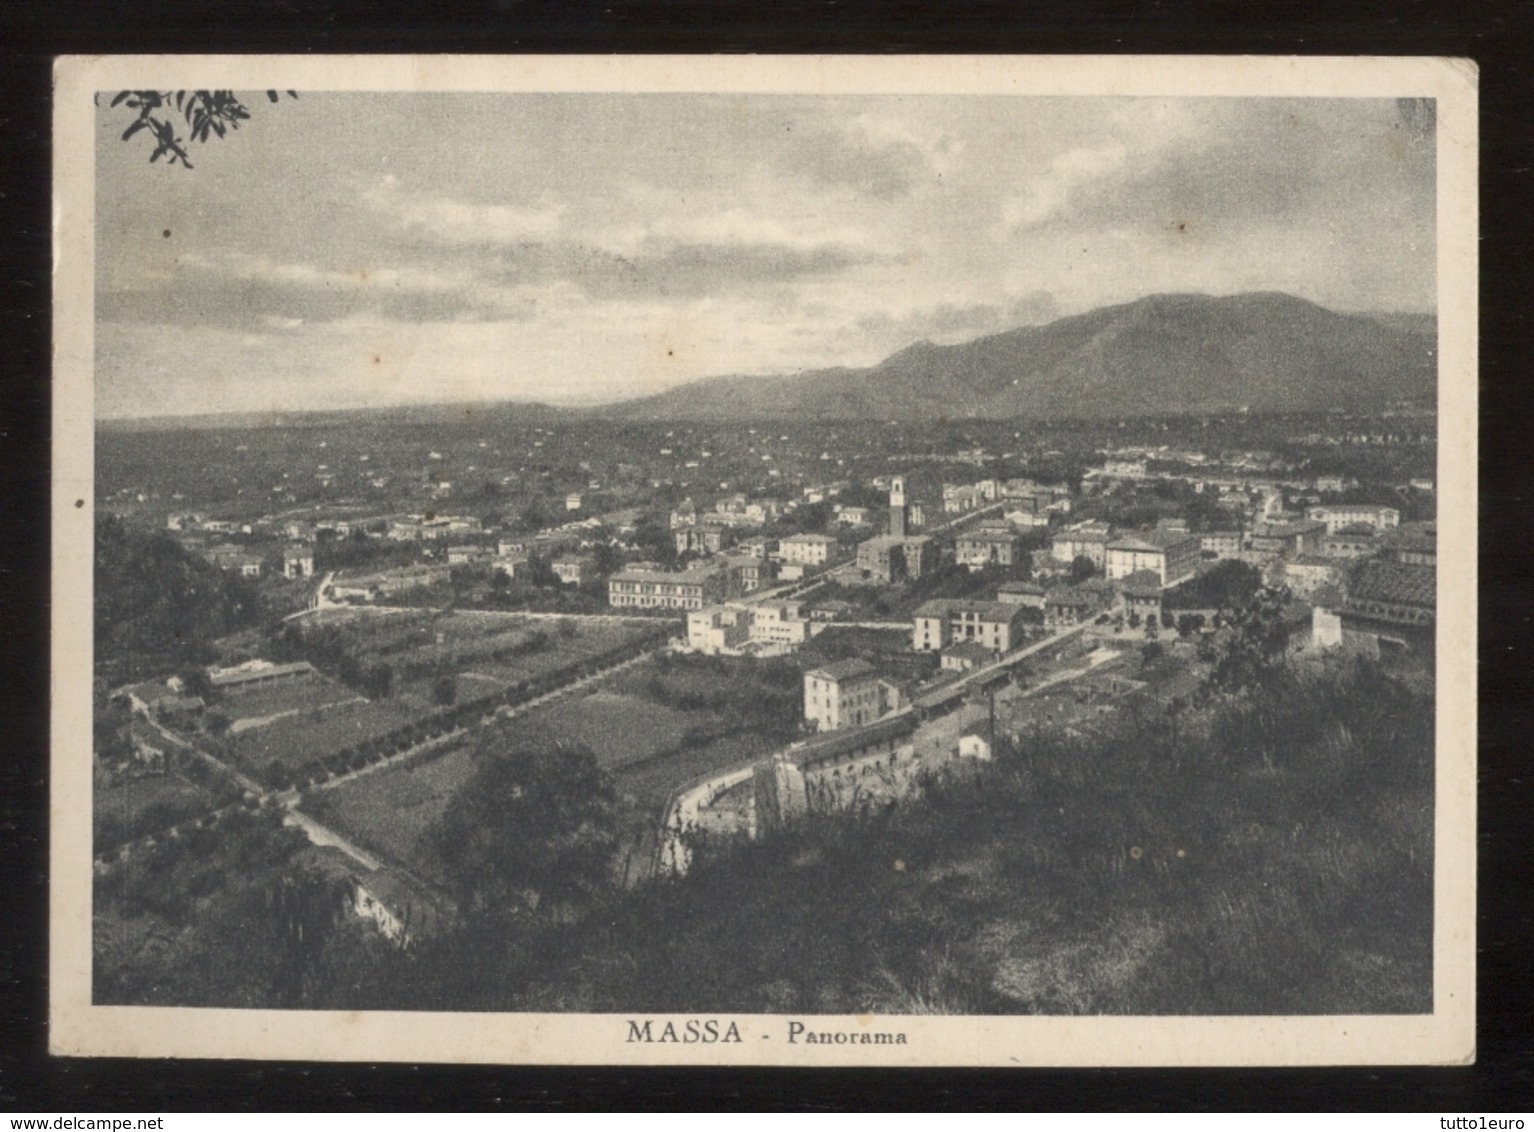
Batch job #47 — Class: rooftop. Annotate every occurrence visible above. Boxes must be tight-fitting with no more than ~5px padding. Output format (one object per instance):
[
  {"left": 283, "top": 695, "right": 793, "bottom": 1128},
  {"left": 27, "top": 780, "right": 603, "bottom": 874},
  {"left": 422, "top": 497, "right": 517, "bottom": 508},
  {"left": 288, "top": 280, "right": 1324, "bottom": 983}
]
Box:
[
  {"left": 997, "top": 580, "right": 1045, "bottom": 595},
  {"left": 782, "top": 532, "right": 838, "bottom": 544},
  {"left": 1346, "top": 560, "right": 1436, "bottom": 610},
  {"left": 1119, "top": 570, "right": 1164, "bottom": 596},
  {"left": 1107, "top": 528, "right": 1200, "bottom": 552},
  {"left": 913, "top": 598, "right": 1024, "bottom": 621},
  {"left": 805, "top": 658, "right": 879, "bottom": 683},
  {"left": 207, "top": 660, "right": 316, "bottom": 686},
  {"left": 943, "top": 641, "right": 994, "bottom": 662}
]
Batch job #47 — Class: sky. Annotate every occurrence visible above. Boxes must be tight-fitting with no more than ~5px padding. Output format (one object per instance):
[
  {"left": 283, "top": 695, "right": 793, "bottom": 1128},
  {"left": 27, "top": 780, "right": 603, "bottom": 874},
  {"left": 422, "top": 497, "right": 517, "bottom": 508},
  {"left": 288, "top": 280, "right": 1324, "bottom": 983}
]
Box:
[{"left": 94, "top": 93, "right": 1436, "bottom": 419}]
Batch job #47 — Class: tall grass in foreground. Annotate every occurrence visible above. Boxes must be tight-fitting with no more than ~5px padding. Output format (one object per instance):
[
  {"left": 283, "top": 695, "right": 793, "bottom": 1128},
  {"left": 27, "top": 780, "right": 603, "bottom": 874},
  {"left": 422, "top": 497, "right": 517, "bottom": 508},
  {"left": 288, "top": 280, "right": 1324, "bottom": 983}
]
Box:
[
  {"left": 99, "top": 652, "right": 1433, "bottom": 1016},
  {"left": 481, "top": 654, "right": 1433, "bottom": 1016}
]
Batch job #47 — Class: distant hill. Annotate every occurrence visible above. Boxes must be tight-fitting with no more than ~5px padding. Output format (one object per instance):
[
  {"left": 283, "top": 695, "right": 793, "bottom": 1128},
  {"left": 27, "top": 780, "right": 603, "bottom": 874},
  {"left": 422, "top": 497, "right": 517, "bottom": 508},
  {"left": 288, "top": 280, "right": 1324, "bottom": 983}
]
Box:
[
  {"left": 607, "top": 292, "right": 1436, "bottom": 422},
  {"left": 99, "top": 399, "right": 575, "bottom": 432}
]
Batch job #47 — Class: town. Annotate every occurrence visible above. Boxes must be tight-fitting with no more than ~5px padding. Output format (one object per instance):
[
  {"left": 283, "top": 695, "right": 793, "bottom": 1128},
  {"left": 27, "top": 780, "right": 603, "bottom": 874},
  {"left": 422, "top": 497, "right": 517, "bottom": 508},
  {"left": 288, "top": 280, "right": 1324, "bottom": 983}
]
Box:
[{"left": 92, "top": 406, "right": 1437, "bottom": 1010}]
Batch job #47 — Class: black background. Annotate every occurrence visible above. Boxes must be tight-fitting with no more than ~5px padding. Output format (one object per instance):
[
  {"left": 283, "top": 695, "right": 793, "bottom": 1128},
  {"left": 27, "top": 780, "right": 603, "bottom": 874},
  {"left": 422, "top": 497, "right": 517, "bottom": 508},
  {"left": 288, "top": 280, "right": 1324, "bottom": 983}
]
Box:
[{"left": 2, "top": 0, "right": 1531, "bottom": 1111}]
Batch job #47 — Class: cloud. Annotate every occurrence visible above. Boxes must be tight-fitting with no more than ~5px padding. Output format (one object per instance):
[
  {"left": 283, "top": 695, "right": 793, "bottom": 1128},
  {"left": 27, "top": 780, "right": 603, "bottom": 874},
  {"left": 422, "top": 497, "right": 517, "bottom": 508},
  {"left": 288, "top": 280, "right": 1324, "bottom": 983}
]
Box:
[
  {"left": 470, "top": 238, "right": 882, "bottom": 301},
  {"left": 1001, "top": 142, "right": 1131, "bottom": 230},
  {"left": 363, "top": 176, "right": 563, "bottom": 244},
  {"left": 1014, "top": 100, "right": 1434, "bottom": 236},
  {"left": 855, "top": 291, "right": 1060, "bottom": 349},
  {"left": 98, "top": 250, "right": 533, "bottom": 331},
  {"left": 774, "top": 121, "right": 930, "bottom": 201}
]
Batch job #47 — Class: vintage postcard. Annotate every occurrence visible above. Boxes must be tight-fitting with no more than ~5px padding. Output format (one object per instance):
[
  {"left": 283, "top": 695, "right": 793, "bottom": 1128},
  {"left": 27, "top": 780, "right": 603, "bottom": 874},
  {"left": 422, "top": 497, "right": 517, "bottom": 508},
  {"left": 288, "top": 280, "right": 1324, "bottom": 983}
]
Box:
[{"left": 51, "top": 55, "right": 1477, "bottom": 1066}]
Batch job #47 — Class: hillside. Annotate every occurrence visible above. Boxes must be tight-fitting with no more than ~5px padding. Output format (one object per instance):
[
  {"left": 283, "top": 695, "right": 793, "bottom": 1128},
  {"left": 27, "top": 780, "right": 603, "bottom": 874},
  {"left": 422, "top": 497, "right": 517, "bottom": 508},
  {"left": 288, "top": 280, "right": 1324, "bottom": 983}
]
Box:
[{"left": 610, "top": 292, "right": 1436, "bottom": 421}]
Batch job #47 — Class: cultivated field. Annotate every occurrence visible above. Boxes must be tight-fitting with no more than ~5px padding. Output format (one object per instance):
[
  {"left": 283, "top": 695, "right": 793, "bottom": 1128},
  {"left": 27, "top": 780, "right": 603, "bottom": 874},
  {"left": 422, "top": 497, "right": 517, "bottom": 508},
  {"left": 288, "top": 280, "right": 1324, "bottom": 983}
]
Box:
[
  {"left": 94, "top": 771, "right": 218, "bottom": 852},
  {"left": 225, "top": 698, "right": 422, "bottom": 778},
  {"left": 305, "top": 743, "right": 477, "bottom": 883},
  {"left": 222, "top": 680, "right": 362, "bottom": 732},
  {"left": 490, "top": 691, "right": 702, "bottom": 770}
]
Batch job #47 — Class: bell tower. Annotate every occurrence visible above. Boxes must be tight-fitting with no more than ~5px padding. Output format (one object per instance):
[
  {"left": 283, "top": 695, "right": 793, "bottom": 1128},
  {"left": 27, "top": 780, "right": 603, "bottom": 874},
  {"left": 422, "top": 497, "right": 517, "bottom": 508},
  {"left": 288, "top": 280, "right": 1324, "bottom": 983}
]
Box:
[{"left": 889, "top": 475, "right": 908, "bottom": 539}]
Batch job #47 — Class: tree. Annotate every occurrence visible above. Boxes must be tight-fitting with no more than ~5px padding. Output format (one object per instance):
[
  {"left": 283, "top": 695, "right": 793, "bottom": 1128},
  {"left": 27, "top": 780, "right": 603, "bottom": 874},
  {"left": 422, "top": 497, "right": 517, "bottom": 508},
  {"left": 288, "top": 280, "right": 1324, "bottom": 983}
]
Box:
[
  {"left": 1165, "top": 559, "right": 1262, "bottom": 611},
  {"left": 432, "top": 742, "right": 618, "bottom": 924},
  {"left": 110, "top": 90, "right": 297, "bottom": 169},
  {"left": 1208, "top": 585, "right": 1295, "bottom": 694},
  {"left": 1069, "top": 554, "right": 1098, "bottom": 584}
]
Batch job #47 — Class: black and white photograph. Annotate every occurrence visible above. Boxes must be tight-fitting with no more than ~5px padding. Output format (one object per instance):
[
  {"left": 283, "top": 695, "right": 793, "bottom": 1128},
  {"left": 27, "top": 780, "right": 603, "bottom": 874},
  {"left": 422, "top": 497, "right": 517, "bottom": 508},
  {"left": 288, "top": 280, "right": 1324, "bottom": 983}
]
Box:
[{"left": 50, "top": 54, "right": 1477, "bottom": 1066}]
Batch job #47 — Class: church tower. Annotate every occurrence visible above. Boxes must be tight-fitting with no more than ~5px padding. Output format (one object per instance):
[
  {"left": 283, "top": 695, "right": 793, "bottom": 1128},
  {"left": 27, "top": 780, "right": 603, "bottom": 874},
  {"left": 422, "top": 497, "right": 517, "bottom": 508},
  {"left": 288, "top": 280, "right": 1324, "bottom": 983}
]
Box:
[{"left": 889, "top": 475, "right": 908, "bottom": 539}]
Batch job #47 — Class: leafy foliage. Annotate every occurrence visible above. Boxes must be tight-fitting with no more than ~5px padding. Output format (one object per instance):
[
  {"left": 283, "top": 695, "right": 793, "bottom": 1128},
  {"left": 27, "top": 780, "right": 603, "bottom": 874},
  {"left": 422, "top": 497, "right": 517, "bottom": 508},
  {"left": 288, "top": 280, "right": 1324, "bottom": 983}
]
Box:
[
  {"left": 1206, "top": 584, "right": 1296, "bottom": 695},
  {"left": 431, "top": 740, "right": 619, "bottom": 923},
  {"left": 1164, "top": 559, "right": 1263, "bottom": 611},
  {"left": 94, "top": 516, "right": 261, "bottom": 682},
  {"left": 110, "top": 90, "right": 296, "bottom": 168}
]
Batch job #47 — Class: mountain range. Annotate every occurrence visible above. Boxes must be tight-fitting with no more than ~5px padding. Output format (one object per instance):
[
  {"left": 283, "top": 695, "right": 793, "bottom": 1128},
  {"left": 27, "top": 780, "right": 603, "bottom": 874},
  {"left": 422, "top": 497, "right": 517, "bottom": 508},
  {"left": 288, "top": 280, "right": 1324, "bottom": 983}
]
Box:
[
  {"left": 99, "top": 291, "right": 1436, "bottom": 431},
  {"left": 608, "top": 291, "right": 1435, "bottom": 422}
]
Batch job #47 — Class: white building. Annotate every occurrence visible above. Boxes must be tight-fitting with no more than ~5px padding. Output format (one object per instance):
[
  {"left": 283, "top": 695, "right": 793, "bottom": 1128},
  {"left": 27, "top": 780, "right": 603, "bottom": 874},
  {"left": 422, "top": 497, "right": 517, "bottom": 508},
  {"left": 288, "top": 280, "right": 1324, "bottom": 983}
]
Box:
[{"left": 778, "top": 532, "right": 838, "bottom": 566}]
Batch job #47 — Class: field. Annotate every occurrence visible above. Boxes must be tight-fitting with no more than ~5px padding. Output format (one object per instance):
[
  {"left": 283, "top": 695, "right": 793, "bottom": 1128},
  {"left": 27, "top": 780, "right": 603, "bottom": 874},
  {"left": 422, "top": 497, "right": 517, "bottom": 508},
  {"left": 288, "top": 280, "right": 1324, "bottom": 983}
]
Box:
[
  {"left": 223, "top": 680, "right": 362, "bottom": 732},
  {"left": 490, "top": 691, "right": 703, "bottom": 770},
  {"left": 95, "top": 771, "right": 217, "bottom": 852},
  {"left": 457, "top": 622, "right": 653, "bottom": 686},
  {"left": 305, "top": 743, "right": 478, "bottom": 883},
  {"left": 225, "top": 698, "right": 421, "bottom": 778},
  {"left": 314, "top": 691, "right": 706, "bottom": 876},
  {"left": 311, "top": 669, "right": 787, "bottom": 883}
]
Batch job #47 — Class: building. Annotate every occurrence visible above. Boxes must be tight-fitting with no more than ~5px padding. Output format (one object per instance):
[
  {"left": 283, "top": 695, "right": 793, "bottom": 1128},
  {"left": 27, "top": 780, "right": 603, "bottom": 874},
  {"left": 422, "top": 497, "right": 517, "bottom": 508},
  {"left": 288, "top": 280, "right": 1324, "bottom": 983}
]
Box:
[
  {"left": 669, "top": 500, "right": 698, "bottom": 530},
  {"left": 1320, "top": 524, "right": 1379, "bottom": 559},
  {"left": 1284, "top": 555, "right": 1342, "bottom": 600},
  {"left": 804, "top": 659, "right": 884, "bottom": 732},
  {"left": 1246, "top": 520, "right": 1326, "bottom": 560},
  {"left": 1043, "top": 588, "right": 1097, "bottom": 630},
  {"left": 940, "top": 641, "right": 993, "bottom": 672},
  {"left": 748, "top": 600, "right": 822, "bottom": 648},
  {"left": 1335, "top": 560, "right": 1435, "bottom": 657},
  {"left": 942, "top": 484, "right": 988, "bottom": 514},
  {"left": 206, "top": 659, "right": 318, "bottom": 696},
  {"left": 996, "top": 580, "right": 1046, "bottom": 608},
  {"left": 735, "top": 535, "right": 779, "bottom": 560},
  {"left": 1305, "top": 504, "right": 1401, "bottom": 534},
  {"left": 788, "top": 712, "right": 920, "bottom": 802},
  {"left": 718, "top": 553, "right": 776, "bottom": 594},
  {"left": 888, "top": 475, "right": 909, "bottom": 539},
  {"left": 1200, "top": 530, "right": 1243, "bottom": 559},
  {"left": 1384, "top": 523, "right": 1437, "bottom": 567},
  {"left": 912, "top": 599, "right": 1029, "bottom": 654},
  {"left": 565, "top": 492, "right": 583, "bottom": 511},
  {"left": 1004, "top": 506, "right": 1051, "bottom": 529},
  {"left": 551, "top": 556, "right": 594, "bottom": 585},
  {"left": 1120, "top": 570, "right": 1164, "bottom": 624},
  {"left": 446, "top": 544, "right": 490, "bottom": 565},
  {"left": 687, "top": 605, "right": 751, "bottom": 654},
  {"left": 957, "top": 734, "right": 993, "bottom": 761},
  {"left": 494, "top": 554, "right": 530, "bottom": 581},
  {"left": 1050, "top": 526, "right": 1110, "bottom": 568},
  {"left": 855, "top": 534, "right": 938, "bottom": 584},
  {"left": 331, "top": 563, "right": 452, "bottom": 601},
  {"left": 955, "top": 521, "right": 1023, "bottom": 571},
  {"left": 1104, "top": 529, "right": 1200, "bottom": 586},
  {"left": 282, "top": 545, "right": 315, "bottom": 579},
  {"left": 675, "top": 521, "right": 736, "bottom": 556},
  {"left": 608, "top": 562, "right": 731, "bottom": 611},
  {"left": 778, "top": 533, "right": 838, "bottom": 566}
]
